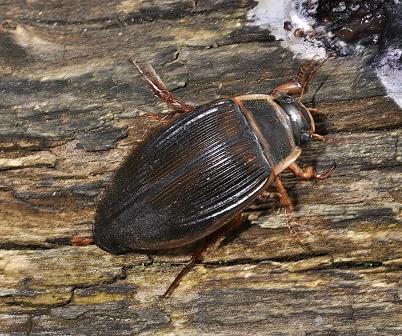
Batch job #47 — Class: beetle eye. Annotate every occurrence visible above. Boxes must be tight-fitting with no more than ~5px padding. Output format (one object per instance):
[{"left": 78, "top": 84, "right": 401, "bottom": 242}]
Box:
[{"left": 300, "top": 131, "right": 311, "bottom": 145}]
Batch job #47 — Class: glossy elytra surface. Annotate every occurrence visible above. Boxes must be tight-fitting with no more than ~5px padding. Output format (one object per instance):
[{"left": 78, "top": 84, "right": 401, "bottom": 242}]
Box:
[{"left": 94, "top": 99, "right": 271, "bottom": 253}]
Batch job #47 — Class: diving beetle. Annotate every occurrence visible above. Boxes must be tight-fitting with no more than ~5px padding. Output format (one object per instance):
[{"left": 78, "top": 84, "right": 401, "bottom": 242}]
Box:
[{"left": 93, "top": 60, "right": 335, "bottom": 297}]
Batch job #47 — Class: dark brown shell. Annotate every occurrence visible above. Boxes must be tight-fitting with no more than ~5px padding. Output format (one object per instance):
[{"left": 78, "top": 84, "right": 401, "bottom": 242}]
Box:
[{"left": 94, "top": 99, "right": 271, "bottom": 253}]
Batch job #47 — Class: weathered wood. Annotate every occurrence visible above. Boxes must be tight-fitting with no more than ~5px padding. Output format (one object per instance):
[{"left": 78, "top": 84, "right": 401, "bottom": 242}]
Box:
[{"left": 0, "top": 1, "right": 401, "bottom": 335}]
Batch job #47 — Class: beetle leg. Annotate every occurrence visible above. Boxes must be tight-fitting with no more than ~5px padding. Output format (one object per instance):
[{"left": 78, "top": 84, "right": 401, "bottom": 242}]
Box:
[
  {"left": 273, "top": 175, "right": 294, "bottom": 213},
  {"left": 71, "top": 234, "right": 94, "bottom": 246},
  {"left": 274, "top": 175, "right": 312, "bottom": 246},
  {"left": 311, "top": 133, "right": 327, "bottom": 141},
  {"left": 288, "top": 162, "right": 336, "bottom": 181},
  {"left": 271, "top": 60, "right": 326, "bottom": 99},
  {"left": 254, "top": 189, "right": 274, "bottom": 206},
  {"left": 143, "top": 111, "right": 176, "bottom": 124},
  {"left": 129, "top": 58, "right": 194, "bottom": 114},
  {"left": 161, "top": 213, "right": 243, "bottom": 298},
  {"left": 161, "top": 244, "right": 204, "bottom": 298}
]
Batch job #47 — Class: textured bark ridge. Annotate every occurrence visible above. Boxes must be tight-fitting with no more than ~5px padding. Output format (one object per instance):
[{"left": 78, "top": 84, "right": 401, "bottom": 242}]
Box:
[{"left": 0, "top": 1, "right": 401, "bottom": 335}]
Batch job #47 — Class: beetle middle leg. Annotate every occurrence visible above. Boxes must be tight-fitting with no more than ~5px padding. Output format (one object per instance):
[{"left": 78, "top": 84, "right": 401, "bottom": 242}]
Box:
[
  {"left": 274, "top": 175, "right": 312, "bottom": 246},
  {"left": 161, "top": 213, "right": 243, "bottom": 298},
  {"left": 129, "top": 59, "right": 193, "bottom": 120},
  {"left": 273, "top": 175, "right": 294, "bottom": 213}
]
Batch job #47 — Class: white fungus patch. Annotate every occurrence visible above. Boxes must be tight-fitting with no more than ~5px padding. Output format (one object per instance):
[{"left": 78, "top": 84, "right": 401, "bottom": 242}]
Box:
[
  {"left": 248, "top": 0, "right": 402, "bottom": 108},
  {"left": 248, "top": 0, "right": 327, "bottom": 59},
  {"left": 376, "top": 49, "right": 402, "bottom": 107},
  {"left": 248, "top": 0, "right": 287, "bottom": 40}
]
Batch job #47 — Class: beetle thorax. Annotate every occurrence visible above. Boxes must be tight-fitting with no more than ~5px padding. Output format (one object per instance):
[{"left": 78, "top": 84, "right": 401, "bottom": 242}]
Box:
[{"left": 274, "top": 96, "right": 315, "bottom": 146}]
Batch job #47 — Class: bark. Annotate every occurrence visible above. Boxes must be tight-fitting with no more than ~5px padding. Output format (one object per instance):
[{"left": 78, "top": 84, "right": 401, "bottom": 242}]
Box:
[{"left": 0, "top": 1, "right": 401, "bottom": 335}]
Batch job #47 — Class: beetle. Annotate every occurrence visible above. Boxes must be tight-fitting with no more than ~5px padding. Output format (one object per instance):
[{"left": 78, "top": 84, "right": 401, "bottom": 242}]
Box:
[{"left": 93, "top": 59, "right": 335, "bottom": 297}]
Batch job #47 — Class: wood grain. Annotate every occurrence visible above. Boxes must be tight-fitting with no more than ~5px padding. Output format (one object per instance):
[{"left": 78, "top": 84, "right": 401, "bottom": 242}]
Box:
[{"left": 0, "top": 1, "right": 401, "bottom": 335}]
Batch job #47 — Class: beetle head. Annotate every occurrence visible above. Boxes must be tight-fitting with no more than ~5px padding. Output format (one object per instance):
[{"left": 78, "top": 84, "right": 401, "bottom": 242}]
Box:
[{"left": 274, "top": 95, "right": 315, "bottom": 146}]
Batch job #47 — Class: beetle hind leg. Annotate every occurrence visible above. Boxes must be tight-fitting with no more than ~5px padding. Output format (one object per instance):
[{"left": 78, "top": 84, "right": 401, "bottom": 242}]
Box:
[
  {"left": 129, "top": 58, "right": 194, "bottom": 117},
  {"left": 70, "top": 234, "right": 93, "bottom": 246},
  {"left": 161, "top": 213, "right": 243, "bottom": 298},
  {"left": 161, "top": 243, "right": 204, "bottom": 298}
]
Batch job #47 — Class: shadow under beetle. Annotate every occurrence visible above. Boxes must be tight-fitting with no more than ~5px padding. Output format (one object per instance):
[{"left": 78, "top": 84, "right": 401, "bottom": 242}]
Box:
[{"left": 93, "top": 59, "right": 335, "bottom": 297}]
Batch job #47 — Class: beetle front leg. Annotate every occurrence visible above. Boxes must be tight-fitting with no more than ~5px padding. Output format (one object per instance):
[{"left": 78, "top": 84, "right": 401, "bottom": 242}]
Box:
[
  {"left": 288, "top": 162, "right": 336, "bottom": 180},
  {"left": 161, "top": 213, "right": 243, "bottom": 298},
  {"left": 129, "top": 59, "right": 194, "bottom": 116}
]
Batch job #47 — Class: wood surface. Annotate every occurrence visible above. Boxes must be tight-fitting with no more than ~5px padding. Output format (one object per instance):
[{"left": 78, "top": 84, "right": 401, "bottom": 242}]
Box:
[{"left": 0, "top": 1, "right": 401, "bottom": 335}]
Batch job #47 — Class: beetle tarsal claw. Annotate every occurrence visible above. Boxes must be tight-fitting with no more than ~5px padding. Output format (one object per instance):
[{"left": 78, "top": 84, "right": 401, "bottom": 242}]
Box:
[
  {"left": 288, "top": 217, "right": 312, "bottom": 236},
  {"left": 316, "top": 162, "right": 336, "bottom": 180},
  {"left": 144, "top": 112, "right": 173, "bottom": 123},
  {"left": 286, "top": 217, "right": 313, "bottom": 252},
  {"left": 311, "top": 133, "right": 327, "bottom": 141}
]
